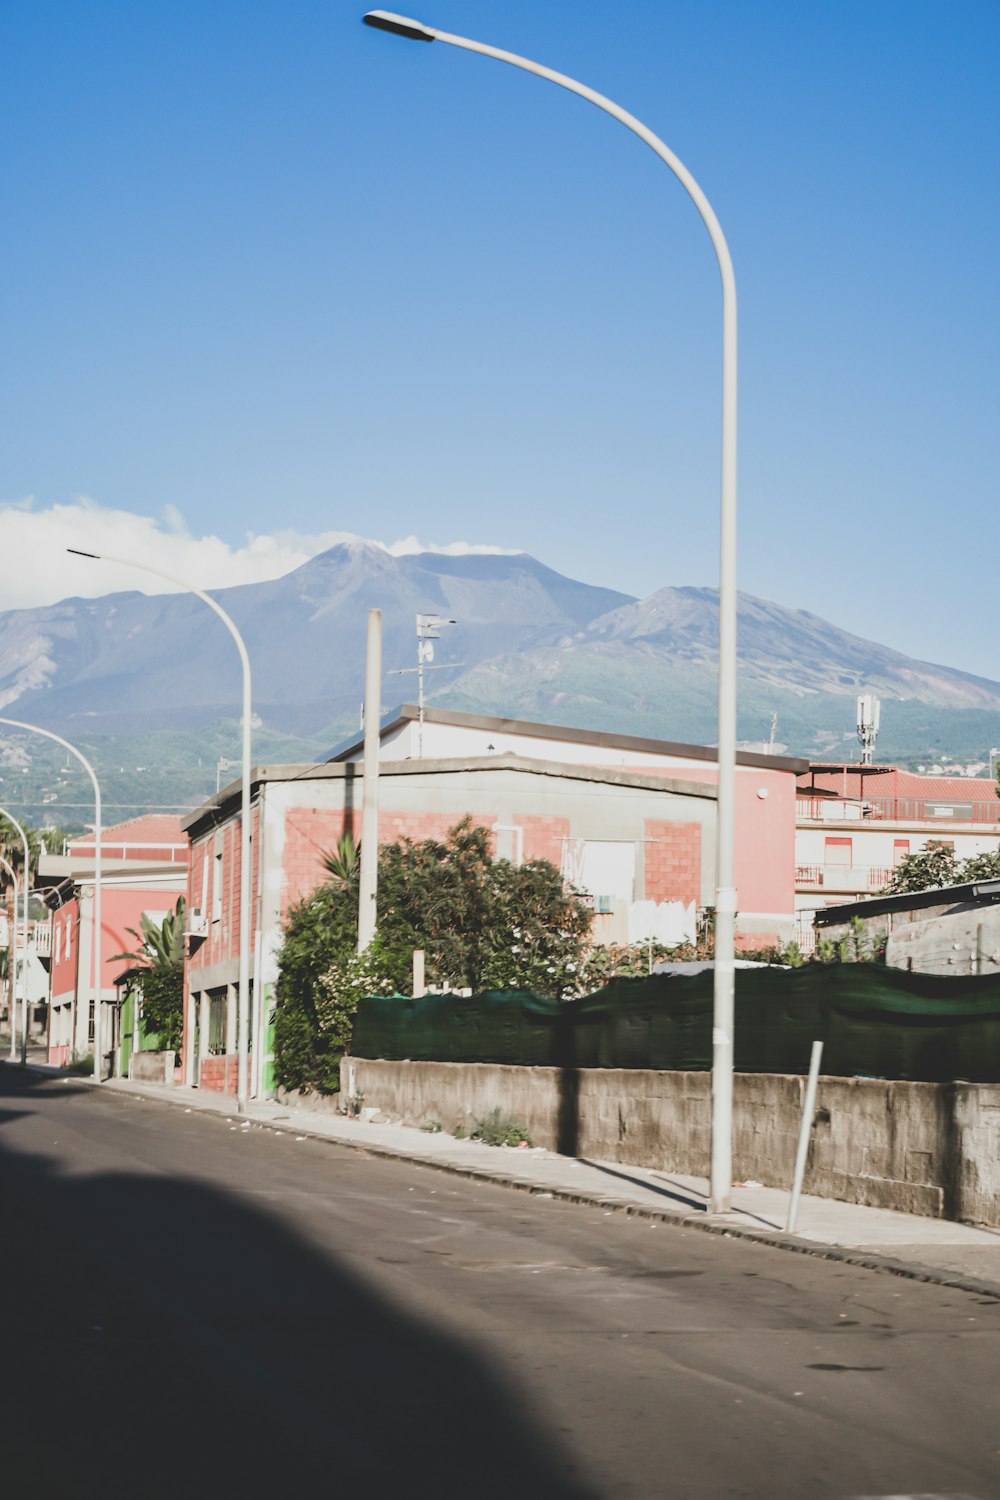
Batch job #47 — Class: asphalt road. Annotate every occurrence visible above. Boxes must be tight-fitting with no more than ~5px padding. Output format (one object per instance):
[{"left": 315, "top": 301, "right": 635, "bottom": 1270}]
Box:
[{"left": 2, "top": 1068, "right": 998, "bottom": 1500}]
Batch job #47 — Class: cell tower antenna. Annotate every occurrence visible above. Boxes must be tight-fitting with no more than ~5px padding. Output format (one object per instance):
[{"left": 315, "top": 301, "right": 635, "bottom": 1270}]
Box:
[{"left": 857, "top": 694, "right": 881, "bottom": 765}]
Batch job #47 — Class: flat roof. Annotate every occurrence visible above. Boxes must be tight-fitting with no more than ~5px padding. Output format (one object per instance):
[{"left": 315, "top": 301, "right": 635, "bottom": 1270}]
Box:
[
  {"left": 181, "top": 750, "right": 719, "bottom": 839},
  {"left": 325, "top": 703, "right": 809, "bottom": 774}
]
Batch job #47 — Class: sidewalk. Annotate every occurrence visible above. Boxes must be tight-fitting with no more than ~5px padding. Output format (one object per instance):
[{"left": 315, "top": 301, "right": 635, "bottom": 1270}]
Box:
[{"left": 22, "top": 1060, "right": 1000, "bottom": 1295}]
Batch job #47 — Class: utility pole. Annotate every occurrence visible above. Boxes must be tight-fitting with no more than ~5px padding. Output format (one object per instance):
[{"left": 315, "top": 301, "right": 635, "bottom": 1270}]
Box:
[{"left": 358, "top": 609, "right": 382, "bottom": 953}]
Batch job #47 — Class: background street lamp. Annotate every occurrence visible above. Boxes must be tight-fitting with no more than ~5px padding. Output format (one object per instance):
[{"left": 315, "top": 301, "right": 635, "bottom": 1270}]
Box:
[
  {"left": 0, "top": 717, "right": 103, "bottom": 1080},
  {"left": 0, "top": 807, "right": 32, "bottom": 1064},
  {"left": 362, "top": 10, "right": 739, "bottom": 1212},
  {"left": 67, "top": 548, "right": 254, "bottom": 1109},
  {"left": 0, "top": 854, "right": 22, "bottom": 1061}
]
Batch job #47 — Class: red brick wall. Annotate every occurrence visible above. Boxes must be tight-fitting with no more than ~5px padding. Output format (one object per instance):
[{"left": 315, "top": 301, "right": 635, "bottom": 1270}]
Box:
[
  {"left": 513, "top": 814, "right": 570, "bottom": 864},
  {"left": 643, "top": 821, "right": 701, "bottom": 904},
  {"left": 281, "top": 807, "right": 496, "bottom": 914},
  {"left": 198, "top": 1054, "right": 239, "bottom": 1094}
]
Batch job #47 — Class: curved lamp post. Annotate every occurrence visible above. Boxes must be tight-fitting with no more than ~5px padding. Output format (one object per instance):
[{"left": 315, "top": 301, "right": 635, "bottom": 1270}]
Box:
[
  {"left": 0, "top": 718, "right": 102, "bottom": 1079},
  {"left": 0, "top": 854, "right": 22, "bottom": 1061},
  {"left": 0, "top": 808, "right": 32, "bottom": 1064},
  {"left": 362, "top": 10, "right": 739, "bottom": 1213},
  {"left": 67, "top": 549, "right": 253, "bottom": 1110}
]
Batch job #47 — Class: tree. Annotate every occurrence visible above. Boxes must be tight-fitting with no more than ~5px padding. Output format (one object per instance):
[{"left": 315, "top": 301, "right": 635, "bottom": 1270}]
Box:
[
  {"left": 110, "top": 897, "right": 186, "bottom": 1052},
  {"left": 881, "top": 843, "right": 1000, "bottom": 895},
  {"left": 273, "top": 817, "right": 593, "bottom": 1093}
]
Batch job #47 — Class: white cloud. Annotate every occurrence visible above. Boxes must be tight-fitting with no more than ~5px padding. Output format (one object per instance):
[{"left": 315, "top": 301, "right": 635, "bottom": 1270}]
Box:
[{"left": 0, "top": 498, "right": 519, "bottom": 611}]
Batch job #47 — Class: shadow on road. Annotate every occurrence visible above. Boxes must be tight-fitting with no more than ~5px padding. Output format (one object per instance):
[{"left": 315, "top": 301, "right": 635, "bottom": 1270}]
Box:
[{"left": 0, "top": 1067, "right": 598, "bottom": 1500}]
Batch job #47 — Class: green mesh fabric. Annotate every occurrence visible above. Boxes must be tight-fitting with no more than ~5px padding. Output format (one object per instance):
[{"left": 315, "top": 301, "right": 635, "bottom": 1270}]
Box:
[{"left": 351, "top": 965, "right": 1000, "bottom": 1082}]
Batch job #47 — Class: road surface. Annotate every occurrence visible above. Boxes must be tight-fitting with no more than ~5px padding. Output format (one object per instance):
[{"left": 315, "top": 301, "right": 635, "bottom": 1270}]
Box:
[{"left": 2, "top": 1067, "right": 997, "bottom": 1498}]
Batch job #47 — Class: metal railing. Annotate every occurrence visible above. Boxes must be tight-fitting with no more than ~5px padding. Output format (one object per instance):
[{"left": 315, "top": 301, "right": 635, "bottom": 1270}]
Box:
[
  {"left": 798, "top": 796, "right": 1000, "bottom": 825},
  {"left": 795, "top": 864, "right": 892, "bottom": 891}
]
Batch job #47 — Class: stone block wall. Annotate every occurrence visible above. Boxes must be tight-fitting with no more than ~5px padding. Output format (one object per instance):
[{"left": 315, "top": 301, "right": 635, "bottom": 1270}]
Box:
[{"left": 344, "top": 1058, "right": 1000, "bottom": 1227}]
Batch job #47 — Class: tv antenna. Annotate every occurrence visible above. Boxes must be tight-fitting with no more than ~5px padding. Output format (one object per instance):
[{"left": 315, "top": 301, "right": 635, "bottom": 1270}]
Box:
[
  {"left": 857, "top": 694, "right": 880, "bottom": 766},
  {"left": 389, "top": 614, "right": 463, "bottom": 756}
]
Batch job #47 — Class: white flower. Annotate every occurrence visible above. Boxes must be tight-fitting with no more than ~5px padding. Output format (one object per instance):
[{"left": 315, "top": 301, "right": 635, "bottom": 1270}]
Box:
[{"left": 511, "top": 945, "right": 521, "bottom": 953}]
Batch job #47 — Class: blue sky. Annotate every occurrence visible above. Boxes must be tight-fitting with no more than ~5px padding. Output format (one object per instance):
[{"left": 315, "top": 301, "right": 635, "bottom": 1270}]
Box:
[{"left": 2, "top": 0, "right": 998, "bottom": 675}]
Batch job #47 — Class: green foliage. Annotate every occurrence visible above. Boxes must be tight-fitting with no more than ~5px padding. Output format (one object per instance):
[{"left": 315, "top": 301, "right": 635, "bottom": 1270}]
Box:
[
  {"left": 61, "top": 1053, "right": 95, "bottom": 1075},
  {"left": 273, "top": 881, "right": 359, "bottom": 1095},
  {"left": 110, "top": 897, "right": 186, "bottom": 1053},
  {"left": 273, "top": 816, "right": 593, "bottom": 1093},
  {"left": 881, "top": 844, "right": 1000, "bottom": 895},
  {"left": 321, "top": 833, "right": 361, "bottom": 884},
  {"left": 470, "top": 1109, "right": 531, "bottom": 1148}
]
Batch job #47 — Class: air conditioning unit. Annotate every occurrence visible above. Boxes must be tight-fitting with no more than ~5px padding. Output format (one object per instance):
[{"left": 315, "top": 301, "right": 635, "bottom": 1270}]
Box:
[{"left": 186, "top": 907, "right": 208, "bottom": 938}]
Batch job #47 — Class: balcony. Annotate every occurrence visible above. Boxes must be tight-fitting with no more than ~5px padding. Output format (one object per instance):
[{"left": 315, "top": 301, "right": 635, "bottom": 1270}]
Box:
[
  {"left": 796, "top": 864, "right": 892, "bottom": 893},
  {"left": 797, "top": 796, "right": 1000, "bottom": 825}
]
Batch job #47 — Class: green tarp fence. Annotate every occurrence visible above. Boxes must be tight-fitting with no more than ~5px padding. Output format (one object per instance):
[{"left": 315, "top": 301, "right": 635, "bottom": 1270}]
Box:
[{"left": 351, "top": 965, "right": 1000, "bottom": 1083}]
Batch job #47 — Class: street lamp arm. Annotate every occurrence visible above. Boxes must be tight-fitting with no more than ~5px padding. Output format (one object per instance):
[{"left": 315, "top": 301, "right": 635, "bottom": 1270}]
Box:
[
  {"left": 66, "top": 547, "right": 254, "bottom": 1109},
  {"left": 66, "top": 549, "right": 252, "bottom": 693},
  {"left": 0, "top": 716, "right": 103, "bottom": 1080},
  {"left": 361, "top": 13, "right": 739, "bottom": 1214}
]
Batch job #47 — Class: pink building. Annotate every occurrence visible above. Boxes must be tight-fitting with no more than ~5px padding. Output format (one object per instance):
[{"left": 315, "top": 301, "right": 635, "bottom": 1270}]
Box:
[
  {"left": 41, "top": 815, "right": 188, "bottom": 1069},
  {"left": 180, "top": 707, "right": 806, "bottom": 1100},
  {"left": 795, "top": 764, "right": 1000, "bottom": 947}
]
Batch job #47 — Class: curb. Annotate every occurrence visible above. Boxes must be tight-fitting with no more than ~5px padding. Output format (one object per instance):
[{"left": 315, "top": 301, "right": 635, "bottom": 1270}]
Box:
[{"left": 12, "top": 1060, "right": 1000, "bottom": 1301}]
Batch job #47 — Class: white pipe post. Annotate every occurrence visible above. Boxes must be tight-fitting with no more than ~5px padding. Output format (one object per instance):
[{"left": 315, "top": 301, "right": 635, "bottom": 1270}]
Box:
[
  {"left": 0, "top": 856, "right": 21, "bottom": 1060},
  {"left": 0, "top": 720, "right": 102, "bottom": 1078},
  {"left": 67, "top": 549, "right": 253, "bottom": 1110},
  {"left": 358, "top": 609, "right": 382, "bottom": 954},
  {"left": 785, "top": 1040, "right": 823, "bottom": 1233},
  {"left": 0, "top": 809, "right": 33, "bottom": 1063},
  {"left": 362, "top": 11, "right": 739, "bottom": 1211}
]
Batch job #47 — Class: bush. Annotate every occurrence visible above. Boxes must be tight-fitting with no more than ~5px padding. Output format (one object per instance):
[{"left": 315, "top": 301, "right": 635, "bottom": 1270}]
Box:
[{"left": 470, "top": 1109, "right": 532, "bottom": 1148}]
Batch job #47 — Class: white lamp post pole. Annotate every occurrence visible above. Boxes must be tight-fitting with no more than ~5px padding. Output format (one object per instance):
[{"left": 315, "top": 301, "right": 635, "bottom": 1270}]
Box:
[
  {"left": 0, "top": 808, "right": 33, "bottom": 1064},
  {"left": 362, "top": 10, "right": 739, "bottom": 1212},
  {"left": 0, "top": 856, "right": 21, "bottom": 1061},
  {"left": 0, "top": 719, "right": 103, "bottom": 1079},
  {"left": 67, "top": 549, "right": 253, "bottom": 1110}
]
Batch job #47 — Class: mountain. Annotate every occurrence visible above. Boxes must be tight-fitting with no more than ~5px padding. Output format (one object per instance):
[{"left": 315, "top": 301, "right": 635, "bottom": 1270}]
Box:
[
  {"left": 2, "top": 549, "right": 1000, "bottom": 821},
  {"left": 439, "top": 585, "right": 1000, "bottom": 761},
  {"left": 0, "top": 544, "right": 632, "bottom": 738}
]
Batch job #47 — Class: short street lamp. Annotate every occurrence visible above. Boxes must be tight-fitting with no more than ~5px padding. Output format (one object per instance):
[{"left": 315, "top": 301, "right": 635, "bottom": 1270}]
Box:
[
  {"left": 0, "top": 854, "right": 22, "bottom": 1061},
  {"left": 67, "top": 549, "right": 254, "bottom": 1110},
  {"left": 0, "top": 718, "right": 103, "bottom": 1080},
  {"left": 362, "top": 11, "right": 739, "bottom": 1212},
  {"left": 0, "top": 807, "right": 32, "bottom": 1064}
]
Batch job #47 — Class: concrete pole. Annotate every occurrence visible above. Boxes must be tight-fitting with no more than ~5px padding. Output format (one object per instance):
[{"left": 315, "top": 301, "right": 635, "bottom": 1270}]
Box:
[
  {"left": 0, "top": 809, "right": 33, "bottom": 1064},
  {"left": 0, "top": 719, "right": 102, "bottom": 1079},
  {"left": 358, "top": 609, "right": 382, "bottom": 954}
]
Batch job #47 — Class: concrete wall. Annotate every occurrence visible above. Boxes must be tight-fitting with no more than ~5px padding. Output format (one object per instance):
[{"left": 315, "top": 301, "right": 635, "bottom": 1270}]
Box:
[
  {"left": 130, "top": 1050, "right": 177, "bottom": 1086},
  {"left": 345, "top": 1059, "right": 1000, "bottom": 1227}
]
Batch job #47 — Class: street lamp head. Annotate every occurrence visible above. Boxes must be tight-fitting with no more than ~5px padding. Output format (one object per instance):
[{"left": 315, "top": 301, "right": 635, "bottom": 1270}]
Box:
[
  {"left": 362, "top": 10, "right": 436, "bottom": 42},
  {"left": 67, "top": 547, "right": 101, "bottom": 560}
]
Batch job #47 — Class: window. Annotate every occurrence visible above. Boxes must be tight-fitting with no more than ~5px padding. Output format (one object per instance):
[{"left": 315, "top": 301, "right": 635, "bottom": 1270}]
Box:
[
  {"left": 208, "top": 992, "right": 227, "bottom": 1055},
  {"left": 824, "top": 837, "right": 852, "bottom": 867}
]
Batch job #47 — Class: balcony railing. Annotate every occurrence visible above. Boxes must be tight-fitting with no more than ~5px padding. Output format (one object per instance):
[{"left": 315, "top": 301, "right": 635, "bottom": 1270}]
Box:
[
  {"left": 796, "top": 864, "right": 893, "bottom": 892},
  {"left": 798, "top": 796, "right": 1000, "bottom": 825}
]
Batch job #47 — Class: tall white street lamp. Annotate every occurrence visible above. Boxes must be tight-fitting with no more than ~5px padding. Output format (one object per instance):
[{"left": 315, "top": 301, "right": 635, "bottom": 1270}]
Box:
[
  {"left": 362, "top": 11, "right": 739, "bottom": 1212},
  {"left": 67, "top": 549, "right": 253, "bottom": 1110},
  {"left": 0, "top": 718, "right": 103, "bottom": 1080},
  {"left": 0, "top": 854, "right": 22, "bottom": 1062},
  {"left": 0, "top": 808, "right": 32, "bottom": 1064}
]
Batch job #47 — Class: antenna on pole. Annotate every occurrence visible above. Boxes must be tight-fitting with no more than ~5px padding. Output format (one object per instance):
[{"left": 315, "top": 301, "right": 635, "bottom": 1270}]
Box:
[
  {"left": 389, "top": 614, "right": 462, "bottom": 757},
  {"left": 857, "top": 694, "right": 880, "bottom": 765}
]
